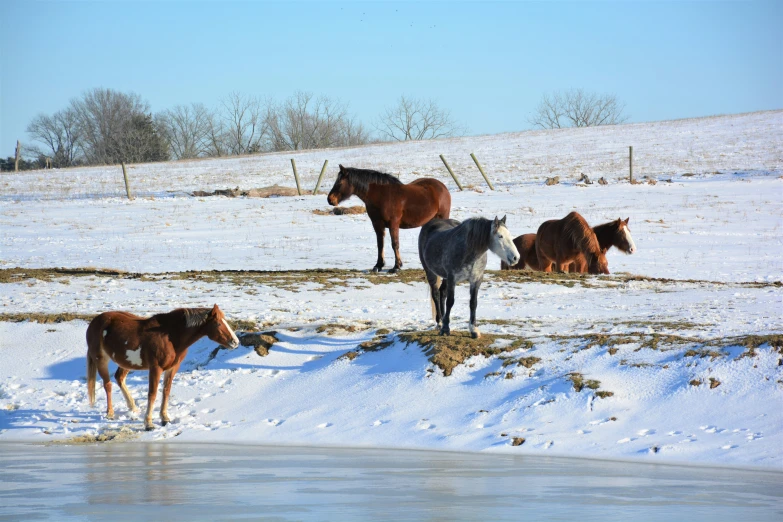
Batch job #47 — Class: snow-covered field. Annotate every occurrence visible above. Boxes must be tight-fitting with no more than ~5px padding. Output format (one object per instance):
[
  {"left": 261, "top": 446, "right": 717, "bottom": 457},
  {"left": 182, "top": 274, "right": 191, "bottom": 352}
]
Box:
[{"left": 1, "top": 111, "right": 781, "bottom": 470}]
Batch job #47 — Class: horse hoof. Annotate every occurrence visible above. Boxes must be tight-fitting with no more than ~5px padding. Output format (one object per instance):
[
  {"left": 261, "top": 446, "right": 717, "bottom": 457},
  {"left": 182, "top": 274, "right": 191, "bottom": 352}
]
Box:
[
  {"left": 145, "top": 425, "right": 155, "bottom": 431},
  {"left": 471, "top": 331, "right": 481, "bottom": 339},
  {"left": 161, "top": 420, "right": 169, "bottom": 427},
  {"left": 388, "top": 267, "right": 400, "bottom": 274},
  {"left": 372, "top": 266, "right": 383, "bottom": 273},
  {"left": 439, "top": 328, "right": 450, "bottom": 336}
]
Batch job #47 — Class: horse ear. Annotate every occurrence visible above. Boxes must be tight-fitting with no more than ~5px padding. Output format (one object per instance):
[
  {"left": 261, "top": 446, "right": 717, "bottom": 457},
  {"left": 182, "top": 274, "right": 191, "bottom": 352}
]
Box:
[
  {"left": 493, "top": 216, "right": 499, "bottom": 228},
  {"left": 209, "top": 304, "right": 220, "bottom": 317},
  {"left": 339, "top": 164, "right": 345, "bottom": 172},
  {"left": 625, "top": 217, "right": 630, "bottom": 224},
  {"left": 501, "top": 215, "right": 507, "bottom": 225}
]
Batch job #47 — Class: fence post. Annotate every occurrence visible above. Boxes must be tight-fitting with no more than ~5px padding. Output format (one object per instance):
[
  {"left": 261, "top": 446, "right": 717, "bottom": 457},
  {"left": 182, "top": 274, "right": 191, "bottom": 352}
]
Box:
[
  {"left": 121, "top": 162, "right": 133, "bottom": 200},
  {"left": 470, "top": 152, "right": 494, "bottom": 190},
  {"left": 313, "top": 159, "right": 329, "bottom": 195},
  {"left": 629, "top": 146, "right": 633, "bottom": 183},
  {"left": 290, "top": 158, "right": 302, "bottom": 196},
  {"left": 439, "top": 154, "right": 463, "bottom": 191},
  {"left": 14, "top": 141, "right": 20, "bottom": 172}
]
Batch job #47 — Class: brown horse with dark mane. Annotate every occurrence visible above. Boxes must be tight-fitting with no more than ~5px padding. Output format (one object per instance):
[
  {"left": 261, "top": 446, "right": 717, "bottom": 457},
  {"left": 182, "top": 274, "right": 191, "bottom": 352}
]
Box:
[
  {"left": 501, "top": 217, "right": 635, "bottom": 272},
  {"left": 570, "top": 217, "right": 636, "bottom": 272},
  {"left": 535, "top": 211, "right": 610, "bottom": 274},
  {"left": 327, "top": 165, "right": 451, "bottom": 272},
  {"left": 86, "top": 304, "right": 239, "bottom": 430}
]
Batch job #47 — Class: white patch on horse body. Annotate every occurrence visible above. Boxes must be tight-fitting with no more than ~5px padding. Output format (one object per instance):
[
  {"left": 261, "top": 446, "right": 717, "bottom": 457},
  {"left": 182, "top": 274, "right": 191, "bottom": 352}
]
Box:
[
  {"left": 126, "top": 346, "right": 143, "bottom": 367},
  {"left": 223, "top": 318, "right": 239, "bottom": 346},
  {"left": 102, "top": 330, "right": 108, "bottom": 338},
  {"left": 623, "top": 227, "right": 637, "bottom": 254}
]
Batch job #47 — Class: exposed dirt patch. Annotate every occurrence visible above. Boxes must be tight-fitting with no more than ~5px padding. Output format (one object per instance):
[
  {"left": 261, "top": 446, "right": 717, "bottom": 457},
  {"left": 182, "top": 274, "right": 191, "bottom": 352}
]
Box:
[
  {"left": 709, "top": 377, "right": 722, "bottom": 389},
  {"left": 511, "top": 437, "right": 526, "bottom": 446},
  {"left": 397, "top": 330, "right": 530, "bottom": 377},
  {"left": 47, "top": 426, "right": 138, "bottom": 445},
  {"left": 567, "top": 372, "right": 601, "bottom": 392},
  {"left": 312, "top": 206, "right": 366, "bottom": 216}
]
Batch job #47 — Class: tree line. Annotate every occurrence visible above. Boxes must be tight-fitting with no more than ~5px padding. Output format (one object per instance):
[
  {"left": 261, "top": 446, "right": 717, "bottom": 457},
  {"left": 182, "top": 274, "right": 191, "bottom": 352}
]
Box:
[
  {"left": 12, "top": 89, "right": 466, "bottom": 170},
  {"left": 8, "top": 87, "right": 626, "bottom": 170}
]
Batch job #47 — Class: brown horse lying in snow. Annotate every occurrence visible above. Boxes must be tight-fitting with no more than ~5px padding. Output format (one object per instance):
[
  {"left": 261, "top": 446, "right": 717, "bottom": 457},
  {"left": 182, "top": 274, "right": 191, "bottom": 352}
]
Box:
[
  {"left": 502, "top": 217, "right": 635, "bottom": 272},
  {"left": 536, "top": 212, "right": 610, "bottom": 274},
  {"left": 86, "top": 304, "right": 239, "bottom": 430}
]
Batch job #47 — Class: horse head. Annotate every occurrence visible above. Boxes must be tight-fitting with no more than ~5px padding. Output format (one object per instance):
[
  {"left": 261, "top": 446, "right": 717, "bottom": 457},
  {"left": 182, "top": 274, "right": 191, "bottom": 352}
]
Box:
[
  {"left": 327, "top": 164, "right": 353, "bottom": 206},
  {"left": 589, "top": 252, "right": 610, "bottom": 275},
  {"left": 616, "top": 217, "right": 636, "bottom": 254},
  {"left": 204, "top": 304, "right": 239, "bottom": 349},
  {"left": 489, "top": 216, "right": 520, "bottom": 267}
]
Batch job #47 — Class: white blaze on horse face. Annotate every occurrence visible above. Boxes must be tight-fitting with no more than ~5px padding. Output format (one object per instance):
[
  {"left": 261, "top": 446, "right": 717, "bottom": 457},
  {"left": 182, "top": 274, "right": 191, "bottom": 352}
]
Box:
[
  {"left": 126, "top": 346, "right": 143, "bottom": 367},
  {"left": 623, "top": 227, "right": 637, "bottom": 254},
  {"left": 491, "top": 224, "right": 520, "bottom": 266},
  {"left": 222, "top": 318, "right": 240, "bottom": 348}
]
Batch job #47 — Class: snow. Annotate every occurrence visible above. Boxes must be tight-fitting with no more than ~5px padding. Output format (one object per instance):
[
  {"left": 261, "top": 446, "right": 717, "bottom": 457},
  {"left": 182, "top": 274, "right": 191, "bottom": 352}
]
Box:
[{"left": 0, "top": 111, "right": 781, "bottom": 469}]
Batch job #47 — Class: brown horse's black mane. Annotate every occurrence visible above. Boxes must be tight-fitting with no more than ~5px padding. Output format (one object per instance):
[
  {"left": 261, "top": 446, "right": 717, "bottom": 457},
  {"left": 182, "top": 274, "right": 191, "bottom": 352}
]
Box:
[
  {"left": 344, "top": 167, "right": 402, "bottom": 195},
  {"left": 593, "top": 220, "right": 619, "bottom": 252},
  {"left": 154, "top": 308, "right": 210, "bottom": 328}
]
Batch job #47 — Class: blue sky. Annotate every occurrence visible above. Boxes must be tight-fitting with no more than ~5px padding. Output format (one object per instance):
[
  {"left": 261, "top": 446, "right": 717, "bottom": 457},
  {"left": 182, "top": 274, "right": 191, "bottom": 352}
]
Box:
[{"left": 1, "top": 1, "right": 781, "bottom": 154}]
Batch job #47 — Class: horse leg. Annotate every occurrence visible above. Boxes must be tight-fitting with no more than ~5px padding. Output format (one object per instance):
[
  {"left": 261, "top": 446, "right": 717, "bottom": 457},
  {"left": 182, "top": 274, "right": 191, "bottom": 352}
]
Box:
[
  {"left": 372, "top": 221, "right": 385, "bottom": 272},
  {"left": 469, "top": 279, "right": 482, "bottom": 339},
  {"left": 440, "top": 277, "right": 456, "bottom": 336},
  {"left": 144, "top": 366, "right": 162, "bottom": 431},
  {"left": 97, "top": 359, "right": 114, "bottom": 419},
  {"left": 160, "top": 362, "right": 181, "bottom": 426},
  {"left": 389, "top": 223, "right": 403, "bottom": 273},
  {"left": 438, "top": 278, "right": 448, "bottom": 330},
  {"left": 114, "top": 367, "right": 138, "bottom": 414},
  {"left": 536, "top": 241, "right": 553, "bottom": 273}
]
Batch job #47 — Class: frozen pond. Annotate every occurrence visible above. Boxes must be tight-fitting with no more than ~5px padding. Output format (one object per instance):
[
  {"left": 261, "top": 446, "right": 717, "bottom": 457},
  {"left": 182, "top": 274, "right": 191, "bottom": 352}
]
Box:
[{"left": 0, "top": 443, "right": 780, "bottom": 521}]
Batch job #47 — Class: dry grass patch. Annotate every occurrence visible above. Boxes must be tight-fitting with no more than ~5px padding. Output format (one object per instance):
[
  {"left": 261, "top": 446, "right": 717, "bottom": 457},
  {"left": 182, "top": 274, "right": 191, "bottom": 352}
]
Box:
[
  {"left": 239, "top": 331, "right": 279, "bottom": 357},
  {"left": 0, "top": 312, "right": 94, "bottom": 324},
  {"left": 397, "top": 331, "right": 531, "bottom": 377}
]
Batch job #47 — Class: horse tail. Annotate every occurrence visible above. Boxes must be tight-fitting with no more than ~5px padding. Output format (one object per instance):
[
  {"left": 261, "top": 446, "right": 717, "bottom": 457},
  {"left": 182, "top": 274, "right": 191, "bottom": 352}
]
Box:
[
  {"left": 87, "top": 349, "right": 97, "bottom": 407},
  {"left": 428, "top": 276, "right": 442, "bottom": 320},
  {"left": 85, "top": 317, "right": 101, "bottom": 407}
]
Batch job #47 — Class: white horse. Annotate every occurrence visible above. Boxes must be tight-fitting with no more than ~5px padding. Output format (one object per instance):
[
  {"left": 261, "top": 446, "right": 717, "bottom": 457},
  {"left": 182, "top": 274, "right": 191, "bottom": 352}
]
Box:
[{"left": 418, "top": 216, "right": 519, "bottom": 339}]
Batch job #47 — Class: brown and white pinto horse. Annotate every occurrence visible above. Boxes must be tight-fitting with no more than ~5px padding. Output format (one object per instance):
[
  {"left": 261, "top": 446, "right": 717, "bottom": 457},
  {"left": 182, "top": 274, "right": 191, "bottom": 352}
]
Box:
[
  {"left": 535, "top": 212, "right": 610, "bottom": 274},
  {"left": 86, "top": 304, "right": 239, "bottom": 430},
  {"left": 327, "top": 165, "right": 451, "bottom": 273}
]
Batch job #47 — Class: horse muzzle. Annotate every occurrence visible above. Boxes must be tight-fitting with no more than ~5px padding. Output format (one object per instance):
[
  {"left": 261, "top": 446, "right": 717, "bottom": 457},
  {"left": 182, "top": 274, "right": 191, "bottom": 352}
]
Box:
[
  {"left": 327, "top": 194, "right": 338, "bottom": 206},
  {"left": 225, "top": 339, "right": 240, "bottom": 349}
]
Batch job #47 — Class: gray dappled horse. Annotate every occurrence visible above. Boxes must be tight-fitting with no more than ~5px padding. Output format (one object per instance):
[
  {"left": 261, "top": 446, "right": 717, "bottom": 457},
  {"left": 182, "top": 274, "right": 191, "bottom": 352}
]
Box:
[{"left": 419, "top": 216, "right": 520, "bottom": 339}]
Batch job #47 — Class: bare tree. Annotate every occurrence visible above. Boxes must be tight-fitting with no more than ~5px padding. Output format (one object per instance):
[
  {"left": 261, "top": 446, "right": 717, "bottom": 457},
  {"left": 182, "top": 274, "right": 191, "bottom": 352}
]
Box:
[
  {"left": 374, "top": 96, "right": 465, "bottom": 141},
  {"left": 266, "top": 91, "right": 370, "bottom": 151},
  {"left": 218, "top": 92, "right": 269, "bottom": 155},
  {"left": 71, "top": 88, "right": 150, "bottom": 164},
  {"left": 156, "top": 103, "right": 211, "bottom": 159},
  {"left": 530, "top": 89, "right": 628, "bottom": 129},
  {"left": 26, "top": 108, "right": 82, "bottom": 167}
]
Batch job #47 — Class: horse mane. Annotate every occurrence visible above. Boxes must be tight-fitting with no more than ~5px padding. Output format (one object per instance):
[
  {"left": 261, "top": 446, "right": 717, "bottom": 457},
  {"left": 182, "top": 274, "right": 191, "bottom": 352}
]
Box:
[
  {"left": 592, "top": 220, "right": 618, "bottom": 252},
  {"left": 181, "top": 308, "right": 211, "bottom": 328},
  {"left": 462, "top": 217, "right": 493, "bottom": 253},
  {"left": 344, "top": 167, "right": 402, "bottom": 195},
  {"left": 562, "top": 212, "right": 601, "bottom": 257}
]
